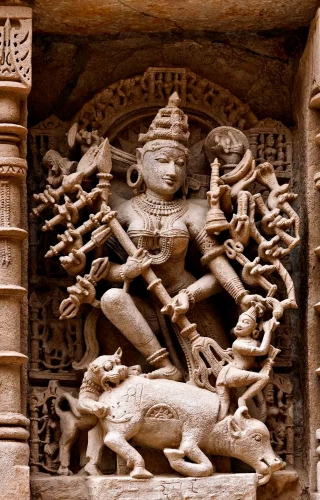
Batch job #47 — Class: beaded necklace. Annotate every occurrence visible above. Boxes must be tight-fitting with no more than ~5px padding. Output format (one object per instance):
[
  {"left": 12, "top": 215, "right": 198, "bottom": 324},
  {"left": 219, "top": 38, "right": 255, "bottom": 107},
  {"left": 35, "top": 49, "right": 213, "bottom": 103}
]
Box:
[{"left": 131, "top": 194, "right": 188, "bottom": 265}]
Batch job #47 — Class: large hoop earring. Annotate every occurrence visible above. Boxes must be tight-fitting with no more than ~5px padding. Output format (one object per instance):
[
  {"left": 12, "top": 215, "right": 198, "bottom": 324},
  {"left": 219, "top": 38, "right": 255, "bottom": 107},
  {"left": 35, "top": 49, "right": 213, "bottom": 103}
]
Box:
[{"left": 127, "top": 164, "right": 144, "bottom": 196}]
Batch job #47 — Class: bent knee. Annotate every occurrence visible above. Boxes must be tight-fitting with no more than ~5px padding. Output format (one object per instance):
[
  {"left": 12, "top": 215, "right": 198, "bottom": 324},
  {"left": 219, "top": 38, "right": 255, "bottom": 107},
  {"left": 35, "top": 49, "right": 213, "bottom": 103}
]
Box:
[{"left": 101, "top": 288, "right": 128, "bottom": 314}]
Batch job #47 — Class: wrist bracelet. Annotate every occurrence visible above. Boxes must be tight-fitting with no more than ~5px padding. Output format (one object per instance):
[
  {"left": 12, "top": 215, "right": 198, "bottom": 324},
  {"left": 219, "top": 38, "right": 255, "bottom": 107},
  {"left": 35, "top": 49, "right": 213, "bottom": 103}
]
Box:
[
  {"left": 84, "top": 274, "right": 97, "bottom": 287},
  {"left": 119, "top": 265, "right": 132, "bottom": 283},
  {"left": 180, "top": 288, "right": 196, "bottom": 310}
]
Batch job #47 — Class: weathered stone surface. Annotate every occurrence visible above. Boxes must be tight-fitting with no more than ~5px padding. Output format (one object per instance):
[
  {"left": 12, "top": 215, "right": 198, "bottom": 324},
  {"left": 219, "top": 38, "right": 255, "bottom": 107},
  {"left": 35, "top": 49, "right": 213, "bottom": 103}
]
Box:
[
  {"left": 30, "top": 0, "right": 318, "bottom": 35},
  {"left": 31, "top": 474, "right": 258, "bottom": 500},
  {"left": 29, "top": 30, "right": 307, "bottom": 128},
  {"left": 0, "top": 441, "right": 30, "bottom": 500},
  {"left": 256, "top": 470, "right": 300, "bottom": 500},
  {"left": 88, "top": 475, "right": 258, "bottom": 499},
  {"left": 31, "top": 475, "right": 89, "bottom": 500}
]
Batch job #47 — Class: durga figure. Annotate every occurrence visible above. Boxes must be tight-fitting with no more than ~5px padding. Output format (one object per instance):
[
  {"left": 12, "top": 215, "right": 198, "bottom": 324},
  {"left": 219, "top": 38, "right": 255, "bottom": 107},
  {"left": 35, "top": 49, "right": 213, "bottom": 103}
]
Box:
[
  {"left": 52, "top": 93, "right": 263, "bottom": 384},
  {"left": 32, "top": 91, "right": 299, "bottom": 400}
]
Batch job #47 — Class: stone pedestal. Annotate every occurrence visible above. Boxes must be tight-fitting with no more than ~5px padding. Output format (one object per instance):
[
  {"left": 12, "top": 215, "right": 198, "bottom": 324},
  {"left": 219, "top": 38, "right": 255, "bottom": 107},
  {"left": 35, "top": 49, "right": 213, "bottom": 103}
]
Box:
[{"left": 31, "top": 474, "right": 258, "bottom": 500}]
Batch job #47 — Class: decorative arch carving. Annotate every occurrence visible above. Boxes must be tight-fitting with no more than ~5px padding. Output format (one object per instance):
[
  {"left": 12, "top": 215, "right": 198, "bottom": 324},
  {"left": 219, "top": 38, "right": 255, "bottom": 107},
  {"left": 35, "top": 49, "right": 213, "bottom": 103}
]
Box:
[
  {"left": 29, "top": 67, "right": 293, "bottom": 188},
  {"left": 74, "top": 66, "right": 258, "bottom": 138}
]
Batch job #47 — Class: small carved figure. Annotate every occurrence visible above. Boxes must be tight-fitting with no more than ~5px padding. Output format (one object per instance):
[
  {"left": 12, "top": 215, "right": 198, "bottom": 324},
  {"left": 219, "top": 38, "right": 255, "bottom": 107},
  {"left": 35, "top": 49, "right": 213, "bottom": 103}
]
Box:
[
  {"left": 216, "top": 301, "right": 282, "bottom": 420},
  {"left": 264, "top": 134, "right": 277, "bottom": 163},
  {"left": 42, "top": 150, "right": 77, "bottom": 189},
  {"left": 39, "top": 397, "right": 61, "bottom": 469},
  {"left": 258, "top": 134, "right": 277, "bottom": 164},
  {"left": 155, "top": 73, "right": 165, "bottom": 99},
  {"left": 30, "top": 289, "right": 83, "bottom": 373},
  {"left": 186, "top": 74, "right": 209, "bottom": 103},
  {"left": 274, "top": 421, "right": 287, "bottom": 454},
  {"left": 29, "top": 381, "right": 65, "bottom": 474},
  {"left": 262, "top": 380, "right": 291, "bottom": 458},
  {"left": 163, "top": 72, "right": 174, "bottom": 97}
]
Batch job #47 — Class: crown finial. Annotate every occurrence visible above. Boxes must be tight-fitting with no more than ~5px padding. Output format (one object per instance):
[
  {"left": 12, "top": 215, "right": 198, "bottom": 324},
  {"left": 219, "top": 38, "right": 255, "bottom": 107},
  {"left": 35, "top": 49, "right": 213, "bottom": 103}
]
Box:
[{"left": 138, "top": 92, "right": 189, "bottom": 147}]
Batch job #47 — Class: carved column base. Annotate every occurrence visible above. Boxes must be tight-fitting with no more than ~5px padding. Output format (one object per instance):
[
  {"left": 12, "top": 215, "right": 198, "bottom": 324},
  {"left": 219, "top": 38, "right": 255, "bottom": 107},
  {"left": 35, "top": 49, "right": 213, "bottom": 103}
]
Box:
[{"left": 0, "top": 441, "right": 29, "bottom": 500}]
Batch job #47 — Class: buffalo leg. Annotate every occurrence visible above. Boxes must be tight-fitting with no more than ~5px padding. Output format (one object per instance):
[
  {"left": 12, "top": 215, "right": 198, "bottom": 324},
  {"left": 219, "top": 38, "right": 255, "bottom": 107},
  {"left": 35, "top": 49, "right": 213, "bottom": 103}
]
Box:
[
  {"left": 104, "top": 431, "right": 153, "bottom": 479},
  {"left": 164, "top": 437, "right": 213, "bottom": 477}
]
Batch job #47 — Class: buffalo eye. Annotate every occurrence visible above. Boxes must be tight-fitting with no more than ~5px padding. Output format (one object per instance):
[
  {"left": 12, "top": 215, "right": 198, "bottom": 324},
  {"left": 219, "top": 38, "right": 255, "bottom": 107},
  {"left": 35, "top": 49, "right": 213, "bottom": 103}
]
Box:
[
  {"left": 104, "top": 362, "right": 113, "bottom": 371},
  {"left": 254, "top": 434, "right": 262, "bottom": 442}
]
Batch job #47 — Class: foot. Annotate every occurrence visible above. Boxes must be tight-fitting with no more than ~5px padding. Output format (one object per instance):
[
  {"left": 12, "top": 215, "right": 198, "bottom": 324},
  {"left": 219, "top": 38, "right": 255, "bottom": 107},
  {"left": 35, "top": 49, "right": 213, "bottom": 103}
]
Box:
[
  {"left": 147, "top": 365, "right": 183, "bottom": 382},
  {"left": 57, "top": 466, "right": 73, "bottom": 476},
  {"left": 83, "top": 462, "right": 103, "bottom": 476},
  {"left": 130, "top": 466, "right": 153, "bottom": 479}
]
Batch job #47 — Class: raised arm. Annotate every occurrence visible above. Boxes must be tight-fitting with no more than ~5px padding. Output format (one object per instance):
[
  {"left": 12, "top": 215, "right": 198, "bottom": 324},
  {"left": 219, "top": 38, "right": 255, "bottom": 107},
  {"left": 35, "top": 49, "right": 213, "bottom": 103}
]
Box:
[
  {"left": 235, "top": 316, "right": 279, "bottom": 357},
  {"left": 186, "top": 202, "right": 249, "bottom": 305}
]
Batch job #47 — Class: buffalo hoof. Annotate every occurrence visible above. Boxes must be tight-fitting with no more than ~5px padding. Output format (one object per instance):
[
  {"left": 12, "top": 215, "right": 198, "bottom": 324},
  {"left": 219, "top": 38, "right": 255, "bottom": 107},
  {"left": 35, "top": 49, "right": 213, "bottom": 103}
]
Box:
[
  {"left": 57, "top": 466, "right": 73, "bottom": 476},
  {"left": 130, "top": 466, "right": 153, "bottom": 479},
  {"left": 82, "top": 463, "right": 103, "bottom": 476},
  {"left": 164, "top": 448, "right": 185, "bottom": 461}
]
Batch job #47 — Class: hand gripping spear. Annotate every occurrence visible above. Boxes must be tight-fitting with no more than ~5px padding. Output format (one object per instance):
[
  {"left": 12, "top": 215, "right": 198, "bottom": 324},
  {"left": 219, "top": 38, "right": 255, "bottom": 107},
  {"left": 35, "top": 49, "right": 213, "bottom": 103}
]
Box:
[{"left": 62, "top": 139, "right": 233, "bottom": 392}]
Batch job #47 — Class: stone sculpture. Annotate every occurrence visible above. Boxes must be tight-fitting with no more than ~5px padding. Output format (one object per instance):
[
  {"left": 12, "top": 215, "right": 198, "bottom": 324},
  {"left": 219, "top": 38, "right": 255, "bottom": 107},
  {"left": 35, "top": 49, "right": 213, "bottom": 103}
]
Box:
[
  {"left": 29, "top": 288, "right": 83, "bottom": 376},
  {"left": 57, "top": 351, "right": 283, "bottom": 485},
  {"left": 31, "top": 92, "right": 300, "bottom": 486},
  {"left": 216, "top": 301, "right": 282, "bottom": 420}
]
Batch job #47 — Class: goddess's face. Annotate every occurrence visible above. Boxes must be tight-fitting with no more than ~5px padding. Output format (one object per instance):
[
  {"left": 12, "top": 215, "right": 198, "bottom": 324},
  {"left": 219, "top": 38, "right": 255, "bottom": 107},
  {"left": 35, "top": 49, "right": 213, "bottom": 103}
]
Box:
[{"left": 140, "top": 146, "right": 187, "bottom": 197}]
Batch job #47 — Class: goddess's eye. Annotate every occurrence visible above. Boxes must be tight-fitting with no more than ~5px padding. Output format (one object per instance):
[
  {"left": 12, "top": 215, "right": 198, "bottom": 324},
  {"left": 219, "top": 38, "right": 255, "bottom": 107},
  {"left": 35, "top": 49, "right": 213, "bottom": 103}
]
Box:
[
  {"left": 176, "top": 159, "right": 185, "bottom": 167},
  {"left": 156, "top": 158, "right": 168, "bottom": 163}
]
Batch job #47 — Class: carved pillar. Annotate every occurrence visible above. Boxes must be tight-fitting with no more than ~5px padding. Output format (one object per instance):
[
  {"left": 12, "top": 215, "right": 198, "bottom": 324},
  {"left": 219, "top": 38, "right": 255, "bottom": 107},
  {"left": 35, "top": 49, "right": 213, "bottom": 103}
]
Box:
[
  {"left": 0, "top": 6, "right": 31, "bottom": 500},
  {"left": 294, "top": 7, "right": 320, "bottom": 499}
]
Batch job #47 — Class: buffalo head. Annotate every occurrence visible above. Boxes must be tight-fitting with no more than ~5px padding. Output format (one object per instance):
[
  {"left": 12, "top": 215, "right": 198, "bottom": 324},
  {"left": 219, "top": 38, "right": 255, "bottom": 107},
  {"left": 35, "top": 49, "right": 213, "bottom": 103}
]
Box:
[{"left": 227, "top": 406, "right": 283, "bottom": 485}]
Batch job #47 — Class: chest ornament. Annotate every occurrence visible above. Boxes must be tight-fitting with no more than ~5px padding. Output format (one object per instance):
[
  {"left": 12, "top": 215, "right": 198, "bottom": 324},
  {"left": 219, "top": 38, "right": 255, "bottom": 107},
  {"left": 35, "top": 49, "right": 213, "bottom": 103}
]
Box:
[{"left": 130, "top": 194, "right": 188, "bottom": 265}]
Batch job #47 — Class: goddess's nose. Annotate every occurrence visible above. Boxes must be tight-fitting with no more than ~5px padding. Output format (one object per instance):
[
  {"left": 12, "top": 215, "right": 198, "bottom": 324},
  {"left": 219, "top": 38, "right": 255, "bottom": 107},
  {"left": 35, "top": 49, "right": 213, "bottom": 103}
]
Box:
[{"left": 167, "top": 160, "right": 177, "bottom": 176}]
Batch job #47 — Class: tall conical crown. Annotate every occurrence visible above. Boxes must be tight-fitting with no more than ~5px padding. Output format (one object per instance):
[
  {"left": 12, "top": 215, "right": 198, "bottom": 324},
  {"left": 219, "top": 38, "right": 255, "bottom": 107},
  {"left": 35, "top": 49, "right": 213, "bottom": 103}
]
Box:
[
  {"left": 138, "top": 92, "right": 189, "bottom": 146},
  {"left": 241, "top": 301, "right": 265, "bottom": 322},
  {"left": 242, "top": 305, "right": 258, "bottom": 323}
]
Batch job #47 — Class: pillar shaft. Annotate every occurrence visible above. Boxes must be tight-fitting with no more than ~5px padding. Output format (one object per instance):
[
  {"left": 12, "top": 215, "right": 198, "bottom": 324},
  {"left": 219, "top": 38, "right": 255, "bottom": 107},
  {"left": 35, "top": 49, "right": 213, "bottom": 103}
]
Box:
[{"left": 0, "top": 6, "right": 31, "bottom": 500}]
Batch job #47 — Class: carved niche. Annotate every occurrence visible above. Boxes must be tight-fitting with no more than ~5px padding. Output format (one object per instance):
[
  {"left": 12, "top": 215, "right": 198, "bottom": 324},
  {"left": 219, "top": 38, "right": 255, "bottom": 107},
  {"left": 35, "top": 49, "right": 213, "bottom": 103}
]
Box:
[{"left": 28, "top": 67, "right": 298, "bottom": 484}]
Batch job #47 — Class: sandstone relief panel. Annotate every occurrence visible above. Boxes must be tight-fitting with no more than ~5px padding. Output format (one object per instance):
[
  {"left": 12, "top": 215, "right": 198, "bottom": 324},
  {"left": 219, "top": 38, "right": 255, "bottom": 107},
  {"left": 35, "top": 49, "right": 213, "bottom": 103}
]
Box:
[{"left": 28, "top": 67, "right": 299, "bottom": 498}]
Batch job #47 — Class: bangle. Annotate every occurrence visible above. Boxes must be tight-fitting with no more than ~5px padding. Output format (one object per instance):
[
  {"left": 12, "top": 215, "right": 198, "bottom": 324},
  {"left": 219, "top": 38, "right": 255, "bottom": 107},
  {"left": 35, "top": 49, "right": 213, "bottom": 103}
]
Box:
[
  {"left": 224, "top": 277, "right": 248, "bottom": 304},
  {"left": 180, "top": 288, "right": 196, "bottom": 311},
  {"left": 84, "top": 274, "right": 97, "bottom": 287},
  {"left": 119, "top": 265, "right": 132, "bottom": 283}
]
